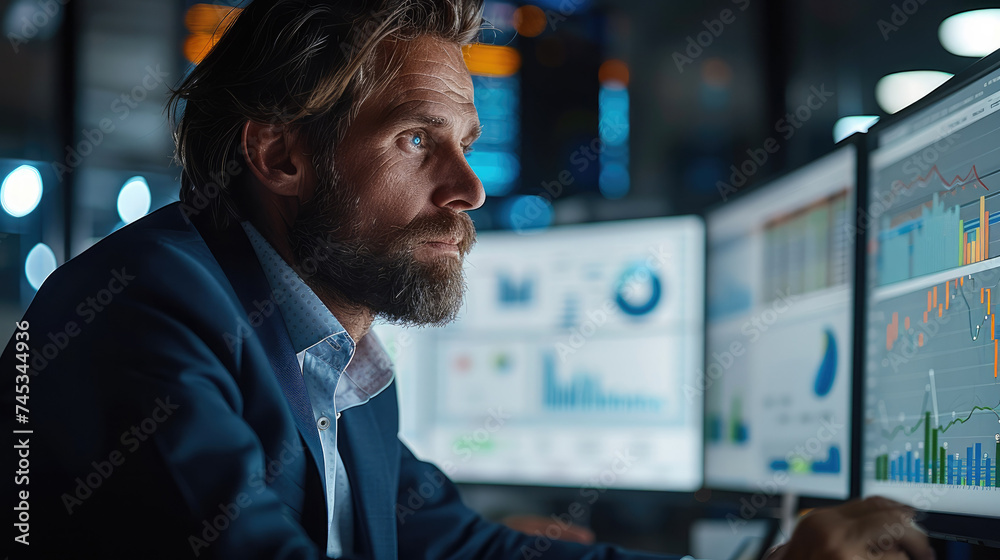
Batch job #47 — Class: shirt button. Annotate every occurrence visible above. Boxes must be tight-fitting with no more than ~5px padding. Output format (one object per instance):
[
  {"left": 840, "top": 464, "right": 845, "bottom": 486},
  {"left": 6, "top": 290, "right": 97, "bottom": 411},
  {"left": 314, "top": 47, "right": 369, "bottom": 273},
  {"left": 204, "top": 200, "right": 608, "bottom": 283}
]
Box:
[{"left": 317, "top": 416, "right": 331, "bottom": 430}]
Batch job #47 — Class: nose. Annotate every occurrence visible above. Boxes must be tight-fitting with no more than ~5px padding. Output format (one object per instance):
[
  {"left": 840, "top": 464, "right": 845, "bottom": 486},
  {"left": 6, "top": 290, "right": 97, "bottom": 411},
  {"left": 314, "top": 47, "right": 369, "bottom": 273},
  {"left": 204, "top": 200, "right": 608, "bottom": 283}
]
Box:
[{"left": 431, "top": 145, "right": 486, "bottom": 211}]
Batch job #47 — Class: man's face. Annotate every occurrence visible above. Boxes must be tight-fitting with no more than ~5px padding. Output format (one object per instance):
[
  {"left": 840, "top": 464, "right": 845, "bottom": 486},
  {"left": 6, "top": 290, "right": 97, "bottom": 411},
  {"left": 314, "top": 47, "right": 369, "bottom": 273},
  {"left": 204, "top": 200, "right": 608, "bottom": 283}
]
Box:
[{"left": 288, "top": 35, "right": 485, "bottom": 326}]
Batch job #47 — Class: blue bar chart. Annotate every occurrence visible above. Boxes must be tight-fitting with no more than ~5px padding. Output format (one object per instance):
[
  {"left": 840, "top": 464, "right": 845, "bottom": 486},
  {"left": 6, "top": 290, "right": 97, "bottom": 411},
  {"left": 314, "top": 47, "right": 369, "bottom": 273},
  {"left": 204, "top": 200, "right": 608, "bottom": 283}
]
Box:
[{"left": 541, "top": 353, "right": 662, "bottom": 413}]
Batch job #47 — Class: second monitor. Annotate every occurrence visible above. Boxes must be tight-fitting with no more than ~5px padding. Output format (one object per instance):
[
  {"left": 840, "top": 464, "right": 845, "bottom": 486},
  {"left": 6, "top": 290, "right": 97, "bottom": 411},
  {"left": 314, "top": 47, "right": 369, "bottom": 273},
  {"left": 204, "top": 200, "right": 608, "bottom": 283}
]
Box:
[
  {"left": 378, "top": 216, "right": 706, "bottom": 491},
  {"left": 704, "top": 144, "right": 857, "bottom": 499}
]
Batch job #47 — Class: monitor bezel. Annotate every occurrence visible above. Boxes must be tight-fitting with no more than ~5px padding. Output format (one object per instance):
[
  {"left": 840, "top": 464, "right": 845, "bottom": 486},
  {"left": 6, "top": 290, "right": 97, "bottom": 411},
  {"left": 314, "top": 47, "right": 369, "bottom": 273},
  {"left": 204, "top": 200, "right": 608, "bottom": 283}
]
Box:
[{"left": 860, "top": 49, "right": 1000, "bottom": 548}]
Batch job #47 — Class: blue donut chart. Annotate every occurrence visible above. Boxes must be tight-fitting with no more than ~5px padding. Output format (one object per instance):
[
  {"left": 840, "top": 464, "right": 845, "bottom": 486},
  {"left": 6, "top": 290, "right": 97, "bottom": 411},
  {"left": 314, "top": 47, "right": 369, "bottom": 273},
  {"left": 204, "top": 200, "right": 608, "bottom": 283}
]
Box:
[{"left": 614, "top": 263, "right": 663, "bottom": 316}]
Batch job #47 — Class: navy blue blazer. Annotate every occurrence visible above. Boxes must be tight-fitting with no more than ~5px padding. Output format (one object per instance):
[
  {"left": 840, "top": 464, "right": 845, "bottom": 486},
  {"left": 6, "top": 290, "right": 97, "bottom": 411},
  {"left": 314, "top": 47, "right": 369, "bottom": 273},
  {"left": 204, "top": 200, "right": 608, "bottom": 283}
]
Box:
[{"left": 2, "top": 202, "right": 676, "bottom": 559}]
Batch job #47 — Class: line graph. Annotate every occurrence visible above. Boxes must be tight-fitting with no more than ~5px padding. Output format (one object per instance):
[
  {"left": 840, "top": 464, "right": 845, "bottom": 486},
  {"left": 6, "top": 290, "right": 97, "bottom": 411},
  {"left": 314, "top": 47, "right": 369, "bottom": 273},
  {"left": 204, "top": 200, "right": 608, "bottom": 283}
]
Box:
[
  {"left": 865, "top": 84, "right": 1000, "bottom": 516},
  {"left": 890, "top": 164, "right": 990, "bottom": 194},
  {"left": 883, "top": 273, "right": 1000, "bottom": 378},
  {"left": 878, "top": 390, "right": 1000, "bottom": 441},
  {"left": 867, "top": 266, "right": 1000, "bottom": 490},
  {"left": 875, "top": 160, "right": 1000, "bottom": 285}
]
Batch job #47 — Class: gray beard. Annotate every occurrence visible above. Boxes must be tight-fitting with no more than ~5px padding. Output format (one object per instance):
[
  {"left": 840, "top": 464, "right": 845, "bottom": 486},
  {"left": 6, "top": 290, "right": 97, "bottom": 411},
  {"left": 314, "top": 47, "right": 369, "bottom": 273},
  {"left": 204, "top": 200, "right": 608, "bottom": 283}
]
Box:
[{"left": 285, "top": 175, "right": 476, "bottom": 327}]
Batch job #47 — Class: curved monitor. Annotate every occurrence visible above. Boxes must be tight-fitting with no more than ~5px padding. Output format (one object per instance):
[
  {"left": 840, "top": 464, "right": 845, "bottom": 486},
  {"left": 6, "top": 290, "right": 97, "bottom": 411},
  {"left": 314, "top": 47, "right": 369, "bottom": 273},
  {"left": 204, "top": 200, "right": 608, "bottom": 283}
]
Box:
[{"left": 378, "top": 216, "right": 705, "bottom": 491}]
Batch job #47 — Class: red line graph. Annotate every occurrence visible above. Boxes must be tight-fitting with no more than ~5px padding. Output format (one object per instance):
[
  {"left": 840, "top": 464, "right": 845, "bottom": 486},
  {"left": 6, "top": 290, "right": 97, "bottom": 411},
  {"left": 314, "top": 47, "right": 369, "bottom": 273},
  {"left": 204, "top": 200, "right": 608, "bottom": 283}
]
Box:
[{"left": 891, "top": 164, "right": 990, "bottom": 193}]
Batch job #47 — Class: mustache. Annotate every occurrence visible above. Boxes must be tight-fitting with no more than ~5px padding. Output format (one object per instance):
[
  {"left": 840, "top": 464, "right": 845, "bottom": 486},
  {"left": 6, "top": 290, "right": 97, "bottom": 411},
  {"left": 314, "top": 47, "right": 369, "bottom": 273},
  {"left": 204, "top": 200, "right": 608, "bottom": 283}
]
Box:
[{"left": 388, "top": 210, "right": 477, "bottom": 257}]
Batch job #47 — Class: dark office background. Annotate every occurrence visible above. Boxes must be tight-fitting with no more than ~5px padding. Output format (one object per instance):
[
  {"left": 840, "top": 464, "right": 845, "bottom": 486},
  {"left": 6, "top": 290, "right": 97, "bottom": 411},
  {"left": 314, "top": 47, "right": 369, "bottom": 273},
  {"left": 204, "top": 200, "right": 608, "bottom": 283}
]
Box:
[{"left": 1, "top": 0, "right": 998, "bottom": 557}]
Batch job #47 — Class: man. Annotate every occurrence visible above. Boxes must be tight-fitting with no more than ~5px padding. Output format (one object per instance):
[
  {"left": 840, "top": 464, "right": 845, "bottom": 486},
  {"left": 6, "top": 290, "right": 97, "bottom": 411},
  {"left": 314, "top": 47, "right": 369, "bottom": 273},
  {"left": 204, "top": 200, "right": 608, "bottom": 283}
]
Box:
[{"left": 2, "top": 0, "right": 933, "bottom": 558}]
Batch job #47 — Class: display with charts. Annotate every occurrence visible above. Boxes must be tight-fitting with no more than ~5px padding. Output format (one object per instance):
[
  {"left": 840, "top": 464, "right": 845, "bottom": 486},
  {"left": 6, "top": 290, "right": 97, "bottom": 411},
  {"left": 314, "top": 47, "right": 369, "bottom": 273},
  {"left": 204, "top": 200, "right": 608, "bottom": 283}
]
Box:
[
  {"left": 704, "top": 146, "right": 855, "bottom": 498},
  {"left": 376, "top": 217, "right": 705, "bottom": 490},
  {"left": 863, "top": 65, "right": 1000, "bottom": 520}
]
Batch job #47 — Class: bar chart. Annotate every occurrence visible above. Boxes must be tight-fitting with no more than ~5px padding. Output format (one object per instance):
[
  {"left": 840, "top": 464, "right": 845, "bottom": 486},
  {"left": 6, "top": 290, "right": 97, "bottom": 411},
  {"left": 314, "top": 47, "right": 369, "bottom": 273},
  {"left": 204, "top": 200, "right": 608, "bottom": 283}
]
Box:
[
  {"left": 866, "top": 110, "right": 1000, "bottom": 516},
  {"left": 541, "top": 352, "right": 663, "bottom": 413},
  {"left": 878, "top": 190, "right": 1000, "bottom": 285},
  {"left": 882, "top": 274, "right": 1000, "bottom": 378},
  {"left": 865, "top": 266, "right": 1000, "bottom": 509},
  {"left": 873, "top": 412, "right": 998, "bottom": 487},
  {"left": 761, "top": 190, "right": 851, "bottom": 299}
]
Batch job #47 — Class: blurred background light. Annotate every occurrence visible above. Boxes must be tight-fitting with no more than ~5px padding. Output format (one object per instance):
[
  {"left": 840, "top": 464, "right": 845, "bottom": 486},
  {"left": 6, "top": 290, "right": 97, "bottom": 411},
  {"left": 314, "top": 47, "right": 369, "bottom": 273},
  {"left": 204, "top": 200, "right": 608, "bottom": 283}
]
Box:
[
  {"left": 939, "top": 9, "right": 1000, "bottom": 58},
  {"left": 833, "top": 115, "right": 879, "bottom": 143},
  {"left": 700, "top": 58, "right": 733, "bottom": 88},
  {"left": 183, "top": 4, "right": 242, "bottom": 64},
  {"left": 598, "top": 162, "right": 630, "bottom": 199},
  {"left": 1, "top": 164, "right": 43, "bottom": 218},
  {"left": 499, "top": 195, "right": 553, "bottom": 232},
  {"left": 24, "top": 242, "right": 56, "bottom": 291},
  {"left": 4, "top": 0, "right": 62, "bottom": 41},
  {"left": 468, "top": 151, "right": 520, "bottom": 196},
  {"left": 598, "top": 58, "right": 630, "bottom": 88},
  {"left": 462, "top": 44, "right": 522, "bottom": 77},
  {"left": 875, "top": 71, "right": 953, "bottom": 114},
  {"left": 117, "top": 175, "right": 151, "bottom": 224},
  {"left": 513, "top": 5, "right": 546, "bottom": 37},
  {"left": 599, "top": 65, "right": 630, "bottom": 200}
]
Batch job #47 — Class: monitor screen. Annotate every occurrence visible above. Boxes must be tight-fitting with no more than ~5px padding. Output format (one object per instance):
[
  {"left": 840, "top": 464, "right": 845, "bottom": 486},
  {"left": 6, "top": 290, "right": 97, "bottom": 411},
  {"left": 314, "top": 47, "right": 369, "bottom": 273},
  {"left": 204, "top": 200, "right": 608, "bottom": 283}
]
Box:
[
  {"left": 863, "top": 60, "right": 1000, "bottom": 523},
  {"left": 704, "top": 145, "right": 856, "bottom": 499},
  {"left": 376, "top": 216, "right": 705, "bottom": 491}
]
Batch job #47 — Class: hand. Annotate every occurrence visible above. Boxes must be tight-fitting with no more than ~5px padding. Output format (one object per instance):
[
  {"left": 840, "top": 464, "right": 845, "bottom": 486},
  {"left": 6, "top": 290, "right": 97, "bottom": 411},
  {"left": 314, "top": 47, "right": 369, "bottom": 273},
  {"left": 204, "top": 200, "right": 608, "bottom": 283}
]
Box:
[{"left": 766, "top": 497, "right": 934, "bottom": 560}]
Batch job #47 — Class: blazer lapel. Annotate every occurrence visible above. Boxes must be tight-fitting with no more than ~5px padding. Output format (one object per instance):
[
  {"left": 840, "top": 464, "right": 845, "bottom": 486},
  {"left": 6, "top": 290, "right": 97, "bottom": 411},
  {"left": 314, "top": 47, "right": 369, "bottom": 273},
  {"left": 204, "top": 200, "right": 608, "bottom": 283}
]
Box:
[
  {"left": 340, "top": 401, "right": 396, "bottom": 560},
  {"left": 187, "top": 206, "right": 328, "bottom": 498}
]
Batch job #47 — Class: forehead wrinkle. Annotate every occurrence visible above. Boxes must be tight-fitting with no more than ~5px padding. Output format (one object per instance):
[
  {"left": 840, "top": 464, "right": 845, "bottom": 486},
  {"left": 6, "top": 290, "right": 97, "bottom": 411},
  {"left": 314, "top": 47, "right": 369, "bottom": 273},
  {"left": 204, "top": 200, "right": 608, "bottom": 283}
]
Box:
[
  {"left": 392, "top": 70, "right": 473, "bottom": 101},
  {"left": 381, "top": 89, "right": 478, "bottom": 122}
]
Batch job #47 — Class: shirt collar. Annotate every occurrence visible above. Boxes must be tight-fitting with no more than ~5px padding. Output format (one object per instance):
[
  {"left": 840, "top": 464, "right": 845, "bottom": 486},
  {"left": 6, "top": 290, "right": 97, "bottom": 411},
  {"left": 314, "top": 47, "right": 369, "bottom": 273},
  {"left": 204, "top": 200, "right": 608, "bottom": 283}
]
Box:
[
  {"left": 239, "top": 221, "right": 394, "bottom": 404},
  {"left": 240, "top": 221, "right": 344, "bottom": 354}
]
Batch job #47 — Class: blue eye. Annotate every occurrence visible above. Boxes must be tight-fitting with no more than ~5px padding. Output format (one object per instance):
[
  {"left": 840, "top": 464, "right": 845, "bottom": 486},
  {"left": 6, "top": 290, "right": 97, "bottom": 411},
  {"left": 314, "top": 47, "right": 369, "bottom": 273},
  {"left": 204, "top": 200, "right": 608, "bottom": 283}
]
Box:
[{"left": 411, "top": 134, "right": 422, "bottom": 147}]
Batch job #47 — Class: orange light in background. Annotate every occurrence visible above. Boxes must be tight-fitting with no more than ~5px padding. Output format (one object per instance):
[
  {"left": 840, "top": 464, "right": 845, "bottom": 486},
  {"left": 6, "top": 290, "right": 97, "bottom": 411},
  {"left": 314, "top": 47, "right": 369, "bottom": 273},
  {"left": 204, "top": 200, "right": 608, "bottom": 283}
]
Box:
[
  {"left": 701, "top": 57, "right": 732, "bottom": 87},
  {"left": 598, "top": 59, "right": 629, "bottom": 88},
  {"left": 462, "top": 44, "right": 522, "bottom": 77},
  {"left": 183, "top": 3, "right": 242, "bottom": 64},
  {"left": 184, "top": 34, "right": 219, "bottom": 65},
  {"left": 513, "top": 5, "right": 547, "bottom": 37}
]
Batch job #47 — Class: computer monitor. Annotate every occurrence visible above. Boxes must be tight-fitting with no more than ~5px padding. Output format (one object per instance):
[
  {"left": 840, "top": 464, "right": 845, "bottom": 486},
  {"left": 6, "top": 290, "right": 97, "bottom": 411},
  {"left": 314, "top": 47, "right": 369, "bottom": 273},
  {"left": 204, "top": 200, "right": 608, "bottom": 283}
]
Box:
[
  {"left": 376, "top": 216, "right": 705, "bottom": 491},
  {"left": 704, "top": 144, "right": 857, "bottom": 499},
  {"left": 861, "top": 52, "right": 1000, "bottom": 546}
]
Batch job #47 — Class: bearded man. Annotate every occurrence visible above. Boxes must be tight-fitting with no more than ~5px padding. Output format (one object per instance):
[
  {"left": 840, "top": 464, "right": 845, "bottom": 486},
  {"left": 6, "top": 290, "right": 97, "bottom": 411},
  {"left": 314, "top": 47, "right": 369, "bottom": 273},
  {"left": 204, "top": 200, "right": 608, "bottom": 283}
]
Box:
[{"left": 1, "top": 1, "right": 932, "bottom": 559}]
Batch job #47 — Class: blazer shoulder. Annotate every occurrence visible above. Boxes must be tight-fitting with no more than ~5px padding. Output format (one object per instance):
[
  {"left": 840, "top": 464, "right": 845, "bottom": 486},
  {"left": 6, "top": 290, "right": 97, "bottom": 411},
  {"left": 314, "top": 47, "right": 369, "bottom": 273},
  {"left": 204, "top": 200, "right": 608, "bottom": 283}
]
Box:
[{"left": 26, "top": 202, "right": 243, "bottom": 330}]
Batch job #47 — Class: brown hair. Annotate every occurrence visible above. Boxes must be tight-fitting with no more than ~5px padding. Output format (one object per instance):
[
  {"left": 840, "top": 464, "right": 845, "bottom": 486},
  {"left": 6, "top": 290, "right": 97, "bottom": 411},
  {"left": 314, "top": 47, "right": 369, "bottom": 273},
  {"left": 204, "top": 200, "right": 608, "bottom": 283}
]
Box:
[{"left": 167, "top": 0, "right": 486, "bottom": 227}]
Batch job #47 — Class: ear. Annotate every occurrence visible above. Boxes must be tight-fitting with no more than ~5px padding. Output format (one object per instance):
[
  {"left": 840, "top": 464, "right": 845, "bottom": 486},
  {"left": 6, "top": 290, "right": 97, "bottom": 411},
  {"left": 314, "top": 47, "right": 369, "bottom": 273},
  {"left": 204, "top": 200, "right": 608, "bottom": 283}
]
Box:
[{"left": 241, "top": 121, "right": 318, "bottom": 199}]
